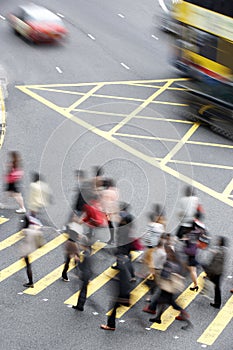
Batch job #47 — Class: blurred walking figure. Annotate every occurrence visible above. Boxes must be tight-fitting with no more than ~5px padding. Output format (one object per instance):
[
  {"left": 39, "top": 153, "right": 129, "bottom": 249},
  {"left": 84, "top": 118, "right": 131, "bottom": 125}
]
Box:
[
  {"left": 71, "top": 170, "right": 89, "bottom": 219},
  {"left": 72, "top": 236, "right": 93, "bottom": 311},
  {"left": 202, "top": 236, "right": 227, "bottom": 309},
  {"left": 100, "top": 178, "right": 120, "bottom": 245},
  {"left": 0, "top": 151, "right": 26, "bottom": 213},
  {"left": 176, "top": 186, "right": 201, "bottom": 239},
  {"left": 20, "top": 215, "right": 44, "bottom": 288},
  {"left": 28, "top": 172, "right": 52, "bottom": 217},
  {"left": 100, "top": 254, "right": 131, "bottom": 331},
  {"left": 61, "top": 222, "right": 82, "bottom": 282}
]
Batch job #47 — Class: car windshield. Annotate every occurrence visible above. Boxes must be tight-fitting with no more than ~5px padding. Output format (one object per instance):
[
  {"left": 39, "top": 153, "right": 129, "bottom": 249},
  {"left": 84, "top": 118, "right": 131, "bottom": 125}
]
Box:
[{"left": 26, "top": 8, "right": 63, "bottom": 24}]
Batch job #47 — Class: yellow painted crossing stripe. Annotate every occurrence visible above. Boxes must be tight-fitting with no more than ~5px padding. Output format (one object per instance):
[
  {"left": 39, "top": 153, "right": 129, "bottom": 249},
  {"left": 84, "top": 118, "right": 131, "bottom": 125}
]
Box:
[
  {"left": 151, "top": 272, "right": 205, "bottom": 331},
  {"left": 24, "top": 241, "right": 106, "bottom": 295},
  {"left": 0, "top": 231, "right": 22, "bottom": 251},
  {"left": 64, "top": 251, "right": 142, "bottom": 305},
  {"left": 197, "top": 295, "right": 233, "bottom": 346},
  {"left": 0, "top": 234, "right": 67, "bottom": 282},
  {"left": 0, "top": 217, "right": 9, "bottom": 225},
  {"left": 106, "top": 279, "right": 150, "bottom": 318}
]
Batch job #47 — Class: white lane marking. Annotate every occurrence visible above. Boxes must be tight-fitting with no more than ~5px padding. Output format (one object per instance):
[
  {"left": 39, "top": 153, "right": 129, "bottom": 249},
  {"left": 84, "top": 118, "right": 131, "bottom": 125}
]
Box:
[
  {"left": 87, "top": 33, "right": 96, "bottom": 40},
  {"left": 120, "top": 62, "right": 130, "bottom": 70},
  {"left": 57, "top": 13, "right": 64, "bottom": 18},
  {"left": 118, "top": 13, "right": 125, "bottom": 18},
  {"left": 0, "top": 15, "right": 6, "bottom": 20},
  {"left": 56, "top": 67, "right": 63, "bottom": 74},
  {"left": 152, "top": 35, "right": 159, "bottom": 40}
]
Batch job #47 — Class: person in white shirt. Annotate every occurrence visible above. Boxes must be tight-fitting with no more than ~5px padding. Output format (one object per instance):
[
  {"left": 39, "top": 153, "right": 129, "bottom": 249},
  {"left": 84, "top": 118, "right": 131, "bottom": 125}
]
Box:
[{"left": 28, "top": 172, "right": 52, "bottom": 217}]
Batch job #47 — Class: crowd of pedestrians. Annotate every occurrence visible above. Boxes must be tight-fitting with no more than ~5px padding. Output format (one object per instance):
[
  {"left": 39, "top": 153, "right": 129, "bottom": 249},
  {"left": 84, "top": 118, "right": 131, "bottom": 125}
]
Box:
[{"left": 1, "top": 151, "right": 232, "bottom": 331}]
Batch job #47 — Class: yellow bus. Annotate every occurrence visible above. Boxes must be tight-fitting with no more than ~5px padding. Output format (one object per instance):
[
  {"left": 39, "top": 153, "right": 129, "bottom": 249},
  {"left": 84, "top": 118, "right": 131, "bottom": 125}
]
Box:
[{"left": 171, "top": 0, "right": 233, "bottom": 83}]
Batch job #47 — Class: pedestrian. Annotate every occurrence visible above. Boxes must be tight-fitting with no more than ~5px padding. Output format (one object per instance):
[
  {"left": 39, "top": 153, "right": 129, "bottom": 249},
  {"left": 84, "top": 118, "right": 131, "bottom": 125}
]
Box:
[
  {"left": 202, "top": 236, "right": 227, "bottom": 309},
  {"left": 27, "top": 172, "right": 52, "bottom": 217},
  {"left": 71, "top": 170, "right": 89, "bottom": 219},
  {"left": 20, "top": 214, "right": 44, "bottom": 288},
  {"left": 100, "top": 254, "right": 131, "bottom": 331},
  {"left": 176, "top": 186, "right": 201, "bottom": 239},
  {"left": 72, "top": 236, "right": 93, "bottom": 311},
  {"left": 61, "top": 222, "right": 82, "bottom": 282},
  {"left": 100, "top": 178, "right": 120, "bottom": 245},
  {"left": 0, "top": 151, "right": 26, "bottom": 213},
  {"left": 113, "top": 210, "right": 136, "bottom": 282}
]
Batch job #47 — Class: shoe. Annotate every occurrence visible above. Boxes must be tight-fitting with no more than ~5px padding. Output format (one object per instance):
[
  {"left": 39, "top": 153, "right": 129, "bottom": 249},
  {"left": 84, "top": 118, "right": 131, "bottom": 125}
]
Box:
[
  {"left": 143, "top": 306, "right": 156, "bottom": 314},
  {"left": 130, "top": 277, "right": 136, "bottom": 282},
  {"left": 189, "top": 286, "right": 199, "bottom": 292},
  {"left": 210, "top": 303, "right": 220, "bottom": 309},
  {"left": 100, "top": 324, "right": 115, "bottom": 331},
  {"left": 149, "top": 317, "right": 161, "bottom": 324},
  {"left": 230, "top": 289, "right": 233, "bottom": 293},
  {"left": 111, "top": 265, "right": 118, "bottom": 270},
  {"left": 62, "top": 277, "right": 70, "bottom": 282},
  {"left": 145, "top": 297, "right": 151, "bottom": 303},
  {"left": 23, "top": 283, "right": 34, "bottom": 288},
  {"left": 72, "top": 305, "right": 84, "bottom": 311},
  {"left": 16, "top": 208, "right": 26, "bottom": 214},
  {"left": 176, "top": 310, "right": 190, "bottom": 321}
]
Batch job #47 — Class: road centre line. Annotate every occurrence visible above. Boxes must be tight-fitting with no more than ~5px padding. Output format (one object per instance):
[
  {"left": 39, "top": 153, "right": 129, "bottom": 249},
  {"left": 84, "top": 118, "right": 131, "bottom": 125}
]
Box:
[
  {"left": 152, "top": 35, "right": 159, "bottom": 40},
  {"left": 108, "top": 80, "right": 175, "bottom": 135},
  {"left": 197, "top": 295, "right": 233, "bottom": 346},
  {"left": 222, "top": 179, "right": 233, "bottom": 197},
  {"left": 56, "top": 67, "right": 63, "bottom": 74},
  {"left": 0, "top": 234, "right": 67, "bottom": 282},
  {"left": 23, "top": 241, "right": 106, "bottom": 295},
  {"left": 87, "top": 33, "right": 96, "bottom": 40},
  {"left": 151, "top": 272, "right": 205, "bottom": 331},
  {"left": 118, "top": 13, "right": 125, "bottom": 18},
  {"left": 115, "top": 132, "right": 233, "bottom": 149},
  {"left": 64, "top": 251, "right": 141, "bottom": 305},
  {"left": 27, "top": 86, "right": 187, "bottom": 106},
  {"left": 0, "top": 14, "right": 5, "bottom": 20},
  {"left": 16, "top": 85, "right": 233, "bottom": 208},
  {"left": 66, "top": 84, "right": 104, "bottom": 113},
  {"left": 121, "top": 62, "right": 130, "bottom": 70},
  {"left": 0, "top": 230, "right": 22, "bottom": 251},
  {"left": 160, "top": 123, "right": 200, "bottom": 166},
  {"left": 56, "top": 13, "right": 64, "bottom": 18}
]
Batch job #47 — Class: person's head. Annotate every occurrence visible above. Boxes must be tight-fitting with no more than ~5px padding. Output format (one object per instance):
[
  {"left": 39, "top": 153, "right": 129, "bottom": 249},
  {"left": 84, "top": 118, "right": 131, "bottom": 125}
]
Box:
[
  {"left": 9, "top": 151, "right": 21, "bottom": 168},
  {"left": 185, "top": 186, "right": 196, "bottom": 197},
  {"left": 31, "top": 172, "right": 40, "bottom": 183},
  {"left": 75, "top": 170, "right": 86, "bottom": 180},
  {"left": 148, "top": 211, "right": 156, "bottom": 222},
  {"left": 119, "top": 202, "right": 130, "bottom": 212}
]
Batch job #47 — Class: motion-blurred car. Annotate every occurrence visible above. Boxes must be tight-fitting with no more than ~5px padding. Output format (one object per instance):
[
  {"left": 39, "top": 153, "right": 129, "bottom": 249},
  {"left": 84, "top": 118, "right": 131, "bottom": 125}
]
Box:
[{"left": 8, "top": 3, "right": 68, "bottom": 43}]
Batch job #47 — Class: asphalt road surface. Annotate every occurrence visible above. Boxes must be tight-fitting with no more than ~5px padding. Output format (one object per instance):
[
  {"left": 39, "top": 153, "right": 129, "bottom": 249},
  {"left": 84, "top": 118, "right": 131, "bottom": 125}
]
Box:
[{"left": 0, "top": 1, "right": 233, "bottom": 350}]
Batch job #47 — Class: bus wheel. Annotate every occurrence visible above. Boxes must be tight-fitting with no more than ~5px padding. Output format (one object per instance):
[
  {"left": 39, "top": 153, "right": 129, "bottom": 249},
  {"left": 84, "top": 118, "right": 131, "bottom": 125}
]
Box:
[{"left": 210, "top": 125, "right": 233, "bottom": 141}]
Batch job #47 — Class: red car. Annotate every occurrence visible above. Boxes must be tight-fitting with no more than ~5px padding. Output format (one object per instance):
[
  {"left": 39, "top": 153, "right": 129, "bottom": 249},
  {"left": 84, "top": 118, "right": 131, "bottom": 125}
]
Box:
[{"left": 8, "top": 3, "right": 68, "bottom": 43}]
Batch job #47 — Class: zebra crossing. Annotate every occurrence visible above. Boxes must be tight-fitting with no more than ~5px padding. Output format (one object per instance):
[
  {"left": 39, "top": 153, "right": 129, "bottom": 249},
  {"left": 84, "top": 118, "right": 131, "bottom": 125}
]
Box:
[{"left": 0, "top": 216, "right": 232, "bottom": 346}]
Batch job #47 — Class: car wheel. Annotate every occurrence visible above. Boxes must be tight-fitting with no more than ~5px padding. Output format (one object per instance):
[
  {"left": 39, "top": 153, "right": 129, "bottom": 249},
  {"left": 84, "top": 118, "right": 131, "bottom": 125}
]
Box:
[{"left": 13, "top": 28, "right": 20, "bottom": 36}]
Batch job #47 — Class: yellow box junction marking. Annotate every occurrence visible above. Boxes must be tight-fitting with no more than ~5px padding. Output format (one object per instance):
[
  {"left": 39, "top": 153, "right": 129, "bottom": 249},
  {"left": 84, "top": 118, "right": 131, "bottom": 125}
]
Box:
[
  {"left": 222, "top": 178, "right": 233, "bottom": 197},
  {"left": 16, "top": 79, "right": 233, "bottom": 208},
  {"left": 151, "top": 272, "right": 205, "bottom": 331},
  {"left": 23, "top": 241, "right": 106, "bottom": 295},
  {"left": 0, "top": 217, "right": 9, "bottom": 225},
  {"left": 0, "top": 230, "right": 22, "bottom": 251},
  {"left": 0, "top": 234, "right": 67, "bottom": 282},
  {"left": 64, "top": 251, "right": 142, "bottom": 305},
  {"left": 197, "top": 295, "right": 233, "bottom": 346}
]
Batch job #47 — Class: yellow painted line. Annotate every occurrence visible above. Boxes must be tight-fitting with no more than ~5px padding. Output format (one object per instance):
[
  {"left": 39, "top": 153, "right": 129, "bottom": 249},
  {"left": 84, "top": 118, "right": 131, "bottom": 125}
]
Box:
[
  {"left": 16, "top": 83, "right": 233, "bottom": 208},
  {"left": 0, "top": 230, "right": 22, "bottom": 251},
  {"left": 23, "top": 241, "right": 106, "bottom": 295},
  {"left": 16, "top": 77, "right": 189, "bottom": 89},
  {"left": 168, "top": 158, "right": 233, "bottom": 171},
  {"left": 222, "top": 179, "right": 233, "bottom": 197},
  {"left": 64, "top": 251, "right": 142, "bottom": 305},
  {"left": 108, "top": 80, "right": 175, "bottom": 135},
  {"left": 0, "top": 234, "right": 67, "bottom": 282},
  {"left": 0, "top": 217, "right": 9, "bottom": 225},
  {"left": 0, "top": 86, "right": 6, "bottom": 149},
  {"left": 66, "top": 84, "right": 104, "bottom": 113},
  {"left": 197, "top": 295, "right": 233, "bottom": 346},
  {"left": 151, "top": 272, "right": 205, "bottom": 331},
  {"left": 199, "top": 104, "right": 213, "bottom": 115},
  {"left": 160, "top": 122, "right": 200, "bottom": 166},
  {"left": 106, "top": 279, "right": 150, "bottom": 318},
  {"left": 127, "top": 82, "right": 187, "bottom": 91}
]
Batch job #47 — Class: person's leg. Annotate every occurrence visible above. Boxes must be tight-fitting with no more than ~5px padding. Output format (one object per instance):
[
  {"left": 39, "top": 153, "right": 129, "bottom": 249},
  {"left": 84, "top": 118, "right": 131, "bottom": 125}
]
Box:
[
  {"left": 62, "top": 255, "right": 71, "bottom": 281},
  {"left": 73, "top": 280, "right": 88, "bottom": 311},
  {"left": 107, "top": 302, "right": 119, "bottom": 328},
  {"left": 107, "top": 220, "right": 115, "bottom": 244},
  {"left": 23, "top": 256, "right": 34, "bottom": 287},
  {"left": 188, "top": 265, "right": 198, "bottom": 290},
  {"left": 14, "top": 192, "right": 26, "bottom": 210},
  {"left": 210, "top": 275, "right": 221, "bottom": 308}
]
